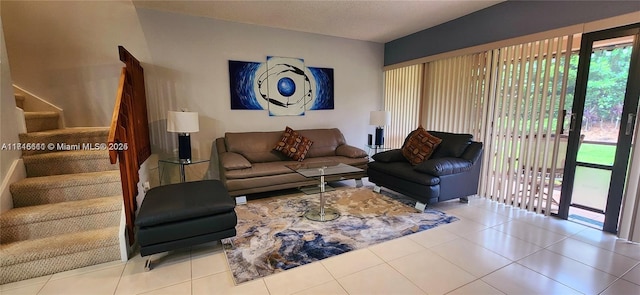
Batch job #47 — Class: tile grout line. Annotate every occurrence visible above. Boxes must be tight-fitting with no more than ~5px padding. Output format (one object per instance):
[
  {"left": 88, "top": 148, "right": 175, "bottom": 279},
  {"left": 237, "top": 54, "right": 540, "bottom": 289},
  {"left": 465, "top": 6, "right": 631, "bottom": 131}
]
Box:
[
  {"left": 381, "top": 257, "right": 429, "bottom": 295},
  {"left": 541, "top": 235, "right": 640, "bottom": 278},
  {"left": 488, "top": 219, "right": 571, "bottom": 248},
  {"left": 112, "top": 260, "right": 127, "bottom": 295},
  {"left": 615, "top": 260, "right": 640, "bottom": 280},
  {"left": 598, "top": 277, "right": 625, "bottom": 295},
  {"left": 35, "top": 276, "right": 50, "bottom": 295},
  {"left": 454, "top": 219, "right": 585, "bottom": 294},
  {"left": 473, "top": 262, "right": 516, "bottom": 295},
  {"left": 514, "top": 244, "right": 622, "bottom": 295},
  {"left": 190, "top": 246, "right": 194, "bottom": 295},
  {"left": 511, "top": 260, "right": 586, "bottom": 294},
  {"left": 315, "top": 258, "right": 351, "bottom": 295}
]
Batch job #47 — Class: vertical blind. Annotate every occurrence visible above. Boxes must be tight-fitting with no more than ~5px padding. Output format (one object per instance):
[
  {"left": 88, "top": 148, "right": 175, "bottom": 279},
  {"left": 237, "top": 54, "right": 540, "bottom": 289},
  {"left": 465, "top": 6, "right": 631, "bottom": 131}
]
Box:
[
  {"left": 482, "top": 36, "right": 574, "bottom": 214},
  {"left": 383, "top": 64, "right": 423, "bottom": 149},
  {"left": 421, "top": 52, "right": 492, "bottom": 136},
  {"left": 383, "top": 35, "right": 574, "bottom": 215}
]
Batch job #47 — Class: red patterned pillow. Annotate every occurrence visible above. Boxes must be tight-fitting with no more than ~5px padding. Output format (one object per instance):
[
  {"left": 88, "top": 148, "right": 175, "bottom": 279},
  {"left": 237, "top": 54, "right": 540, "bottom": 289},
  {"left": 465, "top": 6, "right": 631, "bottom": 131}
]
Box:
[
  {"left": 401, "top": 127, "right": 442, "bottom": 165},
  {"left": 273, "top": 127, "right": 314, "bottom": 161}
]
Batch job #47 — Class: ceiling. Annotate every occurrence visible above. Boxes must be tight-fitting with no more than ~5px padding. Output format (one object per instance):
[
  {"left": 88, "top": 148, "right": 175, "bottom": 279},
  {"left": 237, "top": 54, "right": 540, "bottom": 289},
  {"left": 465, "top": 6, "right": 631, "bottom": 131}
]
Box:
[{"left": 133, "top": 0, "right": 504, "bottom": 43}]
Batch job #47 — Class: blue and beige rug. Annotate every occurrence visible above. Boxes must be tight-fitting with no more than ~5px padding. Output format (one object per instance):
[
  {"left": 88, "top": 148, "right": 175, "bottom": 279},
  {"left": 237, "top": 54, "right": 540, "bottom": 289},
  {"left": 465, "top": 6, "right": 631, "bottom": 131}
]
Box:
[{"left": 225, "top": 187, "right": 458, "bottom": 284}]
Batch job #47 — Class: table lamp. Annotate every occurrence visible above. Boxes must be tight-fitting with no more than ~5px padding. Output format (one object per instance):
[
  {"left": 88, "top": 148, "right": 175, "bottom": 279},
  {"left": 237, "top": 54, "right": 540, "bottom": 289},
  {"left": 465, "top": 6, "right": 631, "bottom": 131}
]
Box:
[
  {"left": 370, "top": 111, "right": 391, "bottom": 146},
  {"left": 167, "top": 111, "right": 199, "bottom": 162}
]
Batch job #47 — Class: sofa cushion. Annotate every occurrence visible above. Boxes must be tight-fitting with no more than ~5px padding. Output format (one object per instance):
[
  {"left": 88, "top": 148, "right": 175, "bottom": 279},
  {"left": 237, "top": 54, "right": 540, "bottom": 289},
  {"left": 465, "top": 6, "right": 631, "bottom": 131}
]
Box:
[
  {"left": 401, "top": 127, "right": 442, "bottom": 165},
  {"left": 274, "top": 127, "right": 314, "bottom": 161},
  {"left": 298, "top": 128, "right": 347, "bottom": 158},
  {"left": 429, "top": 131, "right": 473, "bottom": 159},
  {"left": 220, "top": 152, "right": 252, "bottom": 170},
  {"left": 368, "top": 161, "right": 440, "bottom": 186},
  {"left": 225, "top": 161, "right": 299, "bottom": 179},
  {"left": 372, "top": 149, "right": 407, "bottom": 163},
  {"left": 225, "top": 131, "right": 289, "bottom": 163},
  {"left": 414, "top": 158, "right": 473, "bottom": 176}
]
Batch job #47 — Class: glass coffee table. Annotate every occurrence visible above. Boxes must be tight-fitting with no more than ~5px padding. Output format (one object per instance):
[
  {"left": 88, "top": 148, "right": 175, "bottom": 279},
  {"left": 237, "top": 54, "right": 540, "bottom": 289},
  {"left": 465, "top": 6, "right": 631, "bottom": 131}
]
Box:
[{"left": 286, "top": 162, "right": 363, "bottom": 222}]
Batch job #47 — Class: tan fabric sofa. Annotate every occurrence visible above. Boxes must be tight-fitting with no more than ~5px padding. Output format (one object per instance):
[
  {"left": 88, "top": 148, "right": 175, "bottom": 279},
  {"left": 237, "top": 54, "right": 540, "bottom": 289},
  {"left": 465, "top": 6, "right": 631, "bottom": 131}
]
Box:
[{"left": 215, "top": 128, "right": 368, "bottom": 196}]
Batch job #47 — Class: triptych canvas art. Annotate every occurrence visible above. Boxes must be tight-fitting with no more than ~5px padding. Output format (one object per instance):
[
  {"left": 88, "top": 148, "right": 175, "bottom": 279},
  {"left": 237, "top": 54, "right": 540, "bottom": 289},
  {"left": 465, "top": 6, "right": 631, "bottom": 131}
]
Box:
[{"left": 229, "top": 56, "right": 334, "bottom": 116}]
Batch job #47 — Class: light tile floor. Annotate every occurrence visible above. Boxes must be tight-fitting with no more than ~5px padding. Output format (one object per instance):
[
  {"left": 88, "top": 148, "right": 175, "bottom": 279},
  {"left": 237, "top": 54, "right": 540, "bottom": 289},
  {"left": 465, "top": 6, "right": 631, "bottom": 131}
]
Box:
[{"left": 2, "top": 193, "right": 640, "bottom": 295}]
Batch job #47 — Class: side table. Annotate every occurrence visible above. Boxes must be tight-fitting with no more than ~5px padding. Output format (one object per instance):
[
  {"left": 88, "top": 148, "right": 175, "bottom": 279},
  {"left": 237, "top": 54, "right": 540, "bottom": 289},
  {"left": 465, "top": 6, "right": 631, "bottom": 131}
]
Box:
[
  {"left": 365, "top": 144, "right": 393, "bottom": 157},
  {"left": 159, "top": 157, "right": 210, "bottom": 184}
]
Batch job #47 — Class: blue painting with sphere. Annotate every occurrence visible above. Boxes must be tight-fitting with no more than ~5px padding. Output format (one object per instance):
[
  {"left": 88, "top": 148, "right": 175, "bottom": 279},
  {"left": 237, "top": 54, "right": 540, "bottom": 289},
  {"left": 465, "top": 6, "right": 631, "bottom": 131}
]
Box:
[{"left": 229, "top": 57, "right": 334, "bottom": 116}]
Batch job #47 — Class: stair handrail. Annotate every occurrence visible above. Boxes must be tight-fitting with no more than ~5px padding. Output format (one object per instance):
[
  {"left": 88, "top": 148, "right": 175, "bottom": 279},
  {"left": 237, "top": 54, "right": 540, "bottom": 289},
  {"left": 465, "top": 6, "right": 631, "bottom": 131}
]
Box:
[{"left": 108, "top": 46, "right": 151, "bottom": 245}]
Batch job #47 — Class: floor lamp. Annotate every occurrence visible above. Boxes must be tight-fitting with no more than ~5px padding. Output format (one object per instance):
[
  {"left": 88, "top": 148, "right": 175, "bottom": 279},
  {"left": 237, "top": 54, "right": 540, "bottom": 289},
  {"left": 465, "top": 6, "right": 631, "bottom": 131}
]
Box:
[
  {"left": 167, "top": 111, "right": 199, "bottom": 163},
  {"left": 370, "top": 111, "right": 391, "bottom": 148}
]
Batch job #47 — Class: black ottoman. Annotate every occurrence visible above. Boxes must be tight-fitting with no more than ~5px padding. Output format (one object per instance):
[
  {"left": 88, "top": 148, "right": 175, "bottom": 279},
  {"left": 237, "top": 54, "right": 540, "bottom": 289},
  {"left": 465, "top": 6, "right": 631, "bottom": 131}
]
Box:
[{"left": 135, "top": 180, "right": 237, "bottom": 270}]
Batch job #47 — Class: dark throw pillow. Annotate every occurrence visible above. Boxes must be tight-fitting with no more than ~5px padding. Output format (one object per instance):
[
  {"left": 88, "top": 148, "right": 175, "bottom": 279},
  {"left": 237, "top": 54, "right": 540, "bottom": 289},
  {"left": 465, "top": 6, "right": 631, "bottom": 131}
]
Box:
[
  {"left": 428, "top": 131, "right": 473, "bottom": 159},
  {"left": 273, "top": 126, "right": 314, "bottom": 161}
]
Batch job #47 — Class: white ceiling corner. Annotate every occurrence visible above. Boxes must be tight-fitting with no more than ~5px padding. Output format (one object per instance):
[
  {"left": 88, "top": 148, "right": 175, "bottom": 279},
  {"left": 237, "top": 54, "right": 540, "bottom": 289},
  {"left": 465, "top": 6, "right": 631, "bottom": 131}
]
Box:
[{"left": 132, "top": 0, "right": 504, "bottom": 43}]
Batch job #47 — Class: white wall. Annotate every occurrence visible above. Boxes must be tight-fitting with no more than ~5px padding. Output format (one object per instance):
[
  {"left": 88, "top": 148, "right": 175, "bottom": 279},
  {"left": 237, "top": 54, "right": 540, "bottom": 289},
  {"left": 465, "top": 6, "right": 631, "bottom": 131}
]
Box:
[
  {"left": 0, "top": 5, "right": 20, "bottom": 176},
  {"left": 0, "top": 5, "right": 23, "bottom": 212},
  {"left": 136, "top": 8, "right": 384, "bottom": 167},
  {"left": 1, "top": 0, "right": 151, "bottom": 127}
]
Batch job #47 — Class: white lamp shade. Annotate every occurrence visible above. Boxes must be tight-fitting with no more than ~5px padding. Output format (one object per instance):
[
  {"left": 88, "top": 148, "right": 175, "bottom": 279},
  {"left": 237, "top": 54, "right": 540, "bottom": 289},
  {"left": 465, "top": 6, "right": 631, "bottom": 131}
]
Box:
[
  {"left": 369, "top": 111, "right": 391, "bottom": 127},
  {"left": 167, "top": 111, "right": 199, "bottom": 133}
]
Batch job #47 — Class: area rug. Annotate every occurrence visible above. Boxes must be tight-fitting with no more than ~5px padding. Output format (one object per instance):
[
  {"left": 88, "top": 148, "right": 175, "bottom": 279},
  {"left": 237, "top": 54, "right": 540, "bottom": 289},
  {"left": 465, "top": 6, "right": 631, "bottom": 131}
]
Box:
[{"left": 225, "top": 187, "right": 458, "bottom": 284}]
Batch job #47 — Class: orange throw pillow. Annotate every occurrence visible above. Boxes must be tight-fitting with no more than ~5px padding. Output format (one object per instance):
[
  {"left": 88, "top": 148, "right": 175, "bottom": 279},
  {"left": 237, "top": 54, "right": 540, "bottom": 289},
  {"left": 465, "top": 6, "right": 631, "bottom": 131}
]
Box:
[
  {"left": 273, "top": 127, "right": 314, "bottom": 161},
  {"left": 401, "top": 127, "right": 442, "bottom": 165}
]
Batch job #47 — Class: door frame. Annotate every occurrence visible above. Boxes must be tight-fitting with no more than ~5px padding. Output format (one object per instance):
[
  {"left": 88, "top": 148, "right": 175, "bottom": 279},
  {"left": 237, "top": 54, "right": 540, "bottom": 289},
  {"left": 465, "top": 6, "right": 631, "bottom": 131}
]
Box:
[{"left": 558, "top": 23, "right": 640, "bottom": 233}]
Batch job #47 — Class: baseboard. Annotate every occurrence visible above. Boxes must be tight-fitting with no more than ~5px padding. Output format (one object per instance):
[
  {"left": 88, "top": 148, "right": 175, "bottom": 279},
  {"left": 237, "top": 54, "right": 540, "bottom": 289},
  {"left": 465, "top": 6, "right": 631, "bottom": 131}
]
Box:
[{"left": 0, "top": 159, "right": 26, "bottom": 213}]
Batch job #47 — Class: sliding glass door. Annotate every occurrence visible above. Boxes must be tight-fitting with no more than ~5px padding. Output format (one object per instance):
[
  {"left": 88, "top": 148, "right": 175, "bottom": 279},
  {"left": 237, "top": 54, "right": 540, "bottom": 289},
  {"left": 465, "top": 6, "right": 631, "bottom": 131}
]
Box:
[{"left": 559, "top": 24, "right": 640, "bottom": 233}]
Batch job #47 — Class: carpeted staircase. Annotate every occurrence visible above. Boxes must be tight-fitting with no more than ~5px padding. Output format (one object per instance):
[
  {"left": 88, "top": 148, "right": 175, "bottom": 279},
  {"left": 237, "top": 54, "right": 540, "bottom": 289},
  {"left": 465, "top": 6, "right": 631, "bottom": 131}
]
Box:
[{"left": 0, "top": 94, "right": 123, "bottom": 284}]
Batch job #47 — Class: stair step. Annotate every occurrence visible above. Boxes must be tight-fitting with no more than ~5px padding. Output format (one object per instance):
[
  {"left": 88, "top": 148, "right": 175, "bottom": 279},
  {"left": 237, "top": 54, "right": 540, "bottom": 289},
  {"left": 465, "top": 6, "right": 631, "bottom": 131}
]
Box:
[
  {"left": 14, "top": 94, "right": 25, "bottom": 109},
  {"left": 24, "top": 111, "right": 60, "bottom": 132},
  {"left": 10, "top": 170, "right": 122, "bottom": 207},
  {"left": 23, "top": 150, "right": 118, "bottom": 177},
  {"left": 18, "top": 127, "right": 110, "bottom": 156},
  {"left": 0, "top": 227, "right": 121, "bottom": 285},
  {"left": 0, "top": 196, "right": 122, "bottom": 243}
]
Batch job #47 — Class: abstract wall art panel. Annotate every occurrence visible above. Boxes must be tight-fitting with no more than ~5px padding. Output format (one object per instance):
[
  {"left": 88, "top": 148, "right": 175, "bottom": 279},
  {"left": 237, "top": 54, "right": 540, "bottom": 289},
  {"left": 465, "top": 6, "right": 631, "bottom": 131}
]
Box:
[
  {"left": 308, "top": 67, "right": 334, "bottom": 110},
  {"left": 229, "top": 57, "right": 334, "bottom": 116},
  {"left": 265, "top": 56, "right": 307, "bottom": 116},
  {"left": 229, "top": 60, "right": 264, "bottom": 110}
]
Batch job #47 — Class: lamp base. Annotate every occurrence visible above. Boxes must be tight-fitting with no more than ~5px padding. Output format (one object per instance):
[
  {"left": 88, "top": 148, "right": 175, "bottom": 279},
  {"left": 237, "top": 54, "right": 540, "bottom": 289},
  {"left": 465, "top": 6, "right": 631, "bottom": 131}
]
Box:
[
  {"left": 178, "top": 133, "right": 191, "bottom": 162},
  {"left": 374, "top": 127, "right": 384, "bottom": 146}
]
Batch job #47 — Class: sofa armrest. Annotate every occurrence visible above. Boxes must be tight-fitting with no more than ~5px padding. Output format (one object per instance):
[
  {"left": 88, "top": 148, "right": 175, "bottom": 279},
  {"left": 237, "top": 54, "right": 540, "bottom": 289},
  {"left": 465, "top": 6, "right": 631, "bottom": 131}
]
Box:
[
  {"left": 414, "top": 158, "right": 472, "bottom": 176},
  {"left": 371, "top": 149, "right": 406, "bottom": 163},
  {"left": 220, "top": 152, "right": 252, "bottom": 170},
  {"left": 336, "top": 144, "right": 368, "bottom": 158}
]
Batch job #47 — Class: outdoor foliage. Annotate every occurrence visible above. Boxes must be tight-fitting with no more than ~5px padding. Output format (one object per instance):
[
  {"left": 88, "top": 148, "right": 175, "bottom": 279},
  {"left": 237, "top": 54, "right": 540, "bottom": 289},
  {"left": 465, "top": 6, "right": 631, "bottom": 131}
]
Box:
[
  {"left": 569, "top": 46, "right": 632, "bottom": 130},
  {"left": 499, "top": 44, "right": 633, "bottom": 133}
]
